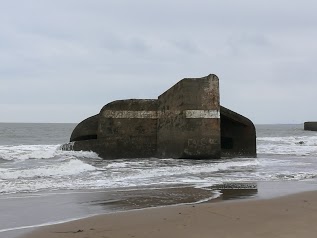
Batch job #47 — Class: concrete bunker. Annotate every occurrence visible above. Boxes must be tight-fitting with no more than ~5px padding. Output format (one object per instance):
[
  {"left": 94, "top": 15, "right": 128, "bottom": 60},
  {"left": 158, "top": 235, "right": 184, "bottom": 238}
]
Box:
[
  {"left": 62, "top": 74, "right": 256, "bottom": 159},
  {"left": 304, "top": 122, "right": 317, "bottom": 131}
]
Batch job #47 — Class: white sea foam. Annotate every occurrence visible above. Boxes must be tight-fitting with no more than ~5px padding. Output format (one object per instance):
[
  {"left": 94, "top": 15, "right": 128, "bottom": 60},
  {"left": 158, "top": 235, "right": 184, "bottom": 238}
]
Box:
[
  {"left": 0, "top": 157, "right": 260, "bottom": 194},
  {"left": 258, "top": 135, "right": 317, "bottom": 145},
  {"left": 275, "top": 172, "right": 317, "bottom": 180},
  {"left": 265, "top": 172, "right": 317, "bottom": 181},
  {"left": 89, "top": 159, "right": 260, "bottom": 189},
  {"left": 257, "top": 135, "right": 317, "bottom": 155},
  {"left": 1, "top": 132, "right": 317, "bottom": 195},
  {"left": 0, "top": 144, "right": 100, "bottom": 161},
  {"left": 0, "top": 145, "right": 58, "bottom": 161},
  {"left": 0, "top": 155, "right": 315, "bottom": 194},
  {"left": 0, "top": 159, "right": 97, "bottom": 180}
]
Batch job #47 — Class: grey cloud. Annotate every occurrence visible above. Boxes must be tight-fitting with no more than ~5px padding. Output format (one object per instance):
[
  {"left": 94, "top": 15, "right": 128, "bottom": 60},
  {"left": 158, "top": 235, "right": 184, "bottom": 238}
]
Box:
[
  {"left": 0, "top": 0, "right": 317, "bottom": 123},
  {"left": 226, "top": 33, "right": 273, "bottom": 58}
]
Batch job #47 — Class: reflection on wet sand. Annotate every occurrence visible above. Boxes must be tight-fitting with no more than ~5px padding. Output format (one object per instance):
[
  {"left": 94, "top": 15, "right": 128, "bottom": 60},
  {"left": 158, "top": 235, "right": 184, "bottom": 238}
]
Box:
[{"left": 83, "top": 183, "right": 258, "bottom": 212}]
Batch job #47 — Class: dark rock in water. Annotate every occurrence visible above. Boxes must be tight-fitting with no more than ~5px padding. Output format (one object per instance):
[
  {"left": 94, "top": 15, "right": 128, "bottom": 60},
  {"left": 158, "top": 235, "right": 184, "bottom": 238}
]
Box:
[
  {"left": 62, "top": 74, "right": 256, "bottom": 160},
  {"left": 304, "top": 122, "right": 317, "bottom": 131}
]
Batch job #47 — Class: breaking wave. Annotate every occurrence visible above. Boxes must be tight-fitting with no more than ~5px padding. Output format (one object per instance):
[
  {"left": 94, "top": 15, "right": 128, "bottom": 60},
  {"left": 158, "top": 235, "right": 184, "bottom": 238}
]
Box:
[
  {"left": 257, "top": 135, "right": 317, "bottom": 156},
  {"left": 0, "top": 154, "right": 259, "bottom": 194},
  {"left": 1, "top": 130, "right": 317, "bottom": 194},
  {"left": 0, "top": 144, "right": 100, "bottom": 161},
  {"left": 0, "top": 159, "right": 97, "bottom": 180}
]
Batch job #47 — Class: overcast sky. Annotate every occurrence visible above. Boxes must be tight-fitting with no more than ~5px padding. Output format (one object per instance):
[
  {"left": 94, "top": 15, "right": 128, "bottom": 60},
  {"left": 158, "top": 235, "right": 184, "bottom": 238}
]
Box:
[{"left": 1, "top": 0, "right": 316, "bottom": 124}]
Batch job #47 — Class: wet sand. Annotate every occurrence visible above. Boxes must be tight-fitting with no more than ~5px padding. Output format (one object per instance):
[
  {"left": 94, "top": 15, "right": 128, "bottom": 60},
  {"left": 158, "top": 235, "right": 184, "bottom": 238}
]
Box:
[
  {"left": 0, "top": 186, "right": 221, "bottom": 238},
  {"left": 20, "top": 190, "right": 317, "bottom": 238}
]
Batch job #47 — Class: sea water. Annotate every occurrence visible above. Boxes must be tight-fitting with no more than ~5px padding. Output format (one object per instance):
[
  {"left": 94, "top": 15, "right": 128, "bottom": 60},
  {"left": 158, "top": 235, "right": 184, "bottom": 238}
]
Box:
[
  {"left": 0, "top": 123, "right": 317, "bottom": 237},
  {"left": 1, "top": 123, "right": 317, "bottom": 194}
]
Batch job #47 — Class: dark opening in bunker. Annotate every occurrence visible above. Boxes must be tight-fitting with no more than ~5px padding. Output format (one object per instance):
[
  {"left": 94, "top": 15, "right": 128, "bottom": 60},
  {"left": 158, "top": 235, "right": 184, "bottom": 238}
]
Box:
[
  {"left": 220, "top": 106, "right": 256, "bottom": 157},
  {"left": 72, "top": 135, "right": 97, "bottom": 142},
  {"left": 221, "top": 137, "right": 233, "bottom": 150}
]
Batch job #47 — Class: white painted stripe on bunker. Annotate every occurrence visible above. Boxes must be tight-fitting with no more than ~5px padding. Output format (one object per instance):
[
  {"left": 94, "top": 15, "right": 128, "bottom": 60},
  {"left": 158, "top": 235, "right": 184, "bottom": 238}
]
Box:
[
  {"left": 185, "top": 110, "right": 220, "bottom": 119},
  {"left": 103, "top": 110, "right": 158, "bottom": 119},
  {"left": 103, "top": 110, "right": 220, "bottom": 119}
]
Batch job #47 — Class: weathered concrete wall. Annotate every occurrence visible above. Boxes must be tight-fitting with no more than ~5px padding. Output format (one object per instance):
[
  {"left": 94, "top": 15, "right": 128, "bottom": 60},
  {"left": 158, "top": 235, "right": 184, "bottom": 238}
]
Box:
[
  {"left": 304, "top": 122, "right": 317, "bottom": 131},
  {"left": 97, "top": 99, "right": 158, "bottom": 159},
  {"left": 70, "top": 115, "right": 99, "bottom": 142},
  {"left": 220, "top": 106, "right": 256, "bottom": 157},
  {"left": 157, "top": 74, "right": 221, "bottom": 159}
]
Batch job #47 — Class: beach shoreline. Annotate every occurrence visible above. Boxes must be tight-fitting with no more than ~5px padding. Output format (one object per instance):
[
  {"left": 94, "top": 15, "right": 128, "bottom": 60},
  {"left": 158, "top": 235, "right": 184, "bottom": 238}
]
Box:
[
  {"left": 1, "top": 181, "right": 316, "bottom": 238},
  {"left": 18, "top": 190, "right": 317, "bottom": 238}
]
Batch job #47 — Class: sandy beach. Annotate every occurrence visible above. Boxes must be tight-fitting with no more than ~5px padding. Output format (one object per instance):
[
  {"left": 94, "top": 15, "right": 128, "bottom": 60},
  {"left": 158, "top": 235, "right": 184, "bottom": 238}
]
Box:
[{"left": 20, "top": 190, "right": 317, "bottom": 238}]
